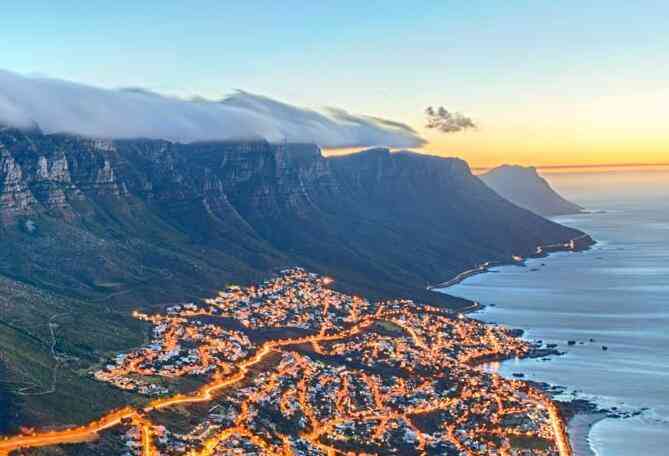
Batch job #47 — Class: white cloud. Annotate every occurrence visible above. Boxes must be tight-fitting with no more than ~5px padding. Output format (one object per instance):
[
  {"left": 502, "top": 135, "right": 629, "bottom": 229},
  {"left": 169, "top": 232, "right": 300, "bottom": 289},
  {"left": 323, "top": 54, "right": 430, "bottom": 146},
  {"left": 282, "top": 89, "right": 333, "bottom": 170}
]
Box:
[{"left": 0, "top": 70, "right": 425, "bottom": 148}]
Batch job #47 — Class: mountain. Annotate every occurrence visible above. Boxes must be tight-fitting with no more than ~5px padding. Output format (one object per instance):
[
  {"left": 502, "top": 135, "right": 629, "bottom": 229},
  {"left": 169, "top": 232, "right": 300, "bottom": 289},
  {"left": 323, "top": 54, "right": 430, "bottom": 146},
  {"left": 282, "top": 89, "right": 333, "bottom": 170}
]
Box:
[
  {"left": 0, "top": 128, "right": 591, "bottom": 428},
  {"left": 479, "top": 164, "right": 584, "bottom": 216}
]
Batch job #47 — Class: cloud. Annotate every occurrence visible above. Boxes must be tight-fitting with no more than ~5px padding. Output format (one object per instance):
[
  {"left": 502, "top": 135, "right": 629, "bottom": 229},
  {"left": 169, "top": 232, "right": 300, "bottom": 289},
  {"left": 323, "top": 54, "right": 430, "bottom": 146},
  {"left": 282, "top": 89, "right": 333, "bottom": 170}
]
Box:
[
  {"left": 425, "top": 106, "right": 476, "bottom": 133},
  {"left": 0, "top": 69, "right": 426, "bottom": 149}
]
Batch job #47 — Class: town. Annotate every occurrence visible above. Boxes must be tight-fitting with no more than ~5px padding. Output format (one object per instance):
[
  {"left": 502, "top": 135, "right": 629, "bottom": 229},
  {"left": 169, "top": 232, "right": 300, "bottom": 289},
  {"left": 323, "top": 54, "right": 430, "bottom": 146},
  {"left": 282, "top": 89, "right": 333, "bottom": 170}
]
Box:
[{"left": 1, "top": 268, "right": 571, "bottom": 456}]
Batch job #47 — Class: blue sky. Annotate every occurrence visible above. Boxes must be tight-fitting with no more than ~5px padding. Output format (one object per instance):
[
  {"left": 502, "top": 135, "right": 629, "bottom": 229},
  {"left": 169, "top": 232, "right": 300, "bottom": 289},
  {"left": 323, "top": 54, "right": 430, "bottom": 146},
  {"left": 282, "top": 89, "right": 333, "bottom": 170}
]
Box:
[{"left": 2, "top": 1, "right": 668, "bottom": 166}]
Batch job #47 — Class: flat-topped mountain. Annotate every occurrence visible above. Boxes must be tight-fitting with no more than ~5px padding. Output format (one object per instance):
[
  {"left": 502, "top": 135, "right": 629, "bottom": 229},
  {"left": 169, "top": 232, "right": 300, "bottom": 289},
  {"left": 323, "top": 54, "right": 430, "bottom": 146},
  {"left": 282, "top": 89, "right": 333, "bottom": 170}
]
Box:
[
  {"left": 479, "top": 164, "right": 583, "bottom": 216},
  {"left": 0, "top": 130, "right": 586, "bottom": 306},
  {"left": 0, "top": 129, "right": 591, "bottom": 428}
]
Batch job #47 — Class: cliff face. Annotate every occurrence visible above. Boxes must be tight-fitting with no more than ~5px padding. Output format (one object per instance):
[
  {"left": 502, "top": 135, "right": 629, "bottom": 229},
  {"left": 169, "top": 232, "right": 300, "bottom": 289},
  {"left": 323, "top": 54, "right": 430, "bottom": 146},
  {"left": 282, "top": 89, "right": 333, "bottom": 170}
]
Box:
[
  {"left": 0, "top": 129, "right": 587, "bottom": 308},
  {"left": 479, "top": 164, "right": 584, "bottom": 216},
  {"left": 0, "top": 131, "right": 125, "bottom": 222}
]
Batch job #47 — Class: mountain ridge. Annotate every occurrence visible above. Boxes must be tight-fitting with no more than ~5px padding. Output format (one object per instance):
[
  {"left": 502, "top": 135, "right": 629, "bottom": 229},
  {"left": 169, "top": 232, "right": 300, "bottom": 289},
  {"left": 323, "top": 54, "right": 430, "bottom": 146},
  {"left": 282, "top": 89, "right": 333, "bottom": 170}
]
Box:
[
  {"left": 479, "top": 164, "right": 584, "bottom": 216},
  {"left": 0, "top": 130, "right": 591, "bottom": 306},
  {"left": 0, "top": 129, "right": 592, "bottom": 428}
]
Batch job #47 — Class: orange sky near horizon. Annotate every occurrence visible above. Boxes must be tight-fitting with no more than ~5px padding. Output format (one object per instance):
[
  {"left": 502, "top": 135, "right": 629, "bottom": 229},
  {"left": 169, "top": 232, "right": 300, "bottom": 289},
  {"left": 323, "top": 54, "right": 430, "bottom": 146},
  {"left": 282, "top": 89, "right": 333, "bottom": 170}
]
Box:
[
  {"left": 419, "top": 86, "right": 669, "bottom": 169},
  {"left": 327, "top": 86, "right": 669, "bottom": 170},
  {"left": 325, "top": 143, "right": 669, "bottom": 174},
  {"left": 420, "top": 127, "right": 669, "bottom": 170}
]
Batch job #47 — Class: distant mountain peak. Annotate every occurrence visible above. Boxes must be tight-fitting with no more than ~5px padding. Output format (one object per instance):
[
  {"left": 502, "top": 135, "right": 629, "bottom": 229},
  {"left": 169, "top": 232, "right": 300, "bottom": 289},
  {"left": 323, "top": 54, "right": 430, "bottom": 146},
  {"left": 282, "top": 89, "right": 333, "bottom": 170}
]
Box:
[{"left": 479, "top": 164, "right": 583, "bottom": 216}]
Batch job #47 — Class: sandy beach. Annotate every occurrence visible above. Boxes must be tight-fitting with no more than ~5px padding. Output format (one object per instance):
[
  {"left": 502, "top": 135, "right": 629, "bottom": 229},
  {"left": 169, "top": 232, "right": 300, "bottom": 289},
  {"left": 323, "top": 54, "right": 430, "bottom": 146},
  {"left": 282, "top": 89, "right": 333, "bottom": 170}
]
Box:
[{"left": 568, "top": 413, "right": 606, "bottom": 456}]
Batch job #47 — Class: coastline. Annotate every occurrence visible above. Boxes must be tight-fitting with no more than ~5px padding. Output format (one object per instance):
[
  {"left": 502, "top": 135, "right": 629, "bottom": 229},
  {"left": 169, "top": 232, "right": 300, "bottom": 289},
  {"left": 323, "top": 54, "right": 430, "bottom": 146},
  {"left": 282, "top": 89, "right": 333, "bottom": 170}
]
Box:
[
  {"left": 434, "top": 233, "right": 598, "bottom": 455},
  {"left": 428, "top": 234, "right": 594, "bottom": 293},
  {"left": 566, "top": 412, "right": 606, "bottom": 456}
]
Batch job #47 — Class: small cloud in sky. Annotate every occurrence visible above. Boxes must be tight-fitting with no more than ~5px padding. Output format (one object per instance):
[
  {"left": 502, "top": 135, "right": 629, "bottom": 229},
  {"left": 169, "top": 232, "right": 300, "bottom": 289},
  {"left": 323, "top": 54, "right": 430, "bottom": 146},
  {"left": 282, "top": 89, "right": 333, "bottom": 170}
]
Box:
[{"left": 425, "top": 106, "right": 476, "bottom": 133}]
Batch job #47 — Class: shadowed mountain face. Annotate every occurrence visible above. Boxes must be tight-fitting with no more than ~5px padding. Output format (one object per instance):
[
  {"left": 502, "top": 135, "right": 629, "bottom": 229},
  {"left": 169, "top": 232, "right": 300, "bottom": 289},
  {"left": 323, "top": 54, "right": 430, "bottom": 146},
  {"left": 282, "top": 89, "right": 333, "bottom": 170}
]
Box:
[
  {"left": 479, "top": 164, "right": 583, "bottom": 216},
  {"left": 0, "top": 129, "right": 589, "bottom": 427},
  {"left": 0, "top": 130, "right": 585, "bottom": 308}
]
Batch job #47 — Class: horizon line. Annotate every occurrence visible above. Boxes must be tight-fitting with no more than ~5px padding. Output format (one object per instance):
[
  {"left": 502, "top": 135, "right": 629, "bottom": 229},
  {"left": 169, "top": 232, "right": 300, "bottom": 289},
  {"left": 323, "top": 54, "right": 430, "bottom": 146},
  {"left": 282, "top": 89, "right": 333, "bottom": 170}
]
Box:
[{"left": 472, "top": 162, "right": 669, "bottom": 172}]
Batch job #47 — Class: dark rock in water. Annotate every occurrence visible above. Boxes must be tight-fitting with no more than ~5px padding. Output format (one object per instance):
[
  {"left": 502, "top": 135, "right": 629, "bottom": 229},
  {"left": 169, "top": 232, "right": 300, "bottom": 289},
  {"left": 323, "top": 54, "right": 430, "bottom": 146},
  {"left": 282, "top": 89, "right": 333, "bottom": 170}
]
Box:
[
  {"left": 567, "top": 340, "right": 576, "bottom": 346},
  {"left": 559, "top": 398, "right": 599, "bottom": 415},
  {"left": 589, "top": 338, "right": 596, "bottom": 342},
  {"left": 579, "top": 341, "right": 585, "bottom": 344},
  {"left": 528, "top": 347, "right": 562, "bottom": 358},
  {"left": 602, "top": 345, "right": 609, "bottom": 351},
  {"left": 529, "top": 381, "right": 551, "bottom": 390},
  {"left": 547, "top": 343, "right": 558, "bottom": 349},
  {"left": 512, "top": 373, "right": 525, "bottom": 378},
  {"left": 508, "top": 328, "right": 524, "bottom": 337}
]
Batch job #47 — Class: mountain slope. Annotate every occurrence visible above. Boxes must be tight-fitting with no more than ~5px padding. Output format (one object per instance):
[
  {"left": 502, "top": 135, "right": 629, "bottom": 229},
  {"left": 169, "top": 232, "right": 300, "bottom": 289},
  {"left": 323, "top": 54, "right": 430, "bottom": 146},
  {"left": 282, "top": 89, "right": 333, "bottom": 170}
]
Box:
[
  {"left": 0, "top": 131, "right": 587, "bottom": 308},
  {"left": 0, "top": 129, "right": 591, "bottom": 428},
  {"left": 479, "top": 164, "right": 583, "bottom": 216}
]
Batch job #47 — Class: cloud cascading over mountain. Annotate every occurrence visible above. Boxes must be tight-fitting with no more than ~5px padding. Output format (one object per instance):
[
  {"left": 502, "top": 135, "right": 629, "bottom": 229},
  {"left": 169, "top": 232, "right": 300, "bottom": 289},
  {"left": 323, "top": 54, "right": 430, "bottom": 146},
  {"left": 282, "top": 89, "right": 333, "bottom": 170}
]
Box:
[{"left": 0, "top": 69, "right": 425, "bottom": 148}]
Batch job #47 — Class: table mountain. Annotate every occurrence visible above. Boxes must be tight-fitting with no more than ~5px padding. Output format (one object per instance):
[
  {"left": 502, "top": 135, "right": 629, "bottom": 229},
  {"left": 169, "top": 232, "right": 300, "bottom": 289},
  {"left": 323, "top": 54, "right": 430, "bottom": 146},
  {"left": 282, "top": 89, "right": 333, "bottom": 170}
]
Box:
[{"left": 0, "top": 129, "right": 588, "bottom": 307}]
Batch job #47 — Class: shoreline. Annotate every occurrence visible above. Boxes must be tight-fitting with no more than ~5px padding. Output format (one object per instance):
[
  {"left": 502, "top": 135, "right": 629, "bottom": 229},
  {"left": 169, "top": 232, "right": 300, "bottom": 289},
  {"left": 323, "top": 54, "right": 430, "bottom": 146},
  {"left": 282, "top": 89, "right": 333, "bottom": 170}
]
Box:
[
  {"left": 428, "top": 234, "right": 594, "bottom": 293},
  {"left": 434, "top": 233, "right": 598, "bottom": 455},
  {"left": 566, "top": 412, "right": 606, "bottom": 456}
]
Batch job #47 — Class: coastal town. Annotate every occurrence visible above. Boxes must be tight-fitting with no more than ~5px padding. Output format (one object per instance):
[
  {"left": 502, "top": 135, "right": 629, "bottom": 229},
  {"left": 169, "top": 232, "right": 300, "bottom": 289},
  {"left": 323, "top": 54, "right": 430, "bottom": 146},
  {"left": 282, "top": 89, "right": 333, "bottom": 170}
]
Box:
[{"left": 0, "top": 268, "right": 571, "bottom": 456}]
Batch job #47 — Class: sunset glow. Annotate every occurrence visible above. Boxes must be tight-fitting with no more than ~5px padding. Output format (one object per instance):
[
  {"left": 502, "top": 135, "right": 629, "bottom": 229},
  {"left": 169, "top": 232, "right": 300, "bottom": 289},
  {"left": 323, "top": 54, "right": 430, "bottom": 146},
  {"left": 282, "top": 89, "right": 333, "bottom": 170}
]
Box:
[{"left": 2, "top": 3, "right": 668, "bottom": 455}]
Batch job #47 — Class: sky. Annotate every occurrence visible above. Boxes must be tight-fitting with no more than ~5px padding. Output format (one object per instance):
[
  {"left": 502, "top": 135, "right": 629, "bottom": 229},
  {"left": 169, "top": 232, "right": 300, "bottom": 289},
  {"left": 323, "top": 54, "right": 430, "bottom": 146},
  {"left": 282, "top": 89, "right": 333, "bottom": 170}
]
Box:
[{"left": 2, "top": 1, "right": 668, "bottom": 167}]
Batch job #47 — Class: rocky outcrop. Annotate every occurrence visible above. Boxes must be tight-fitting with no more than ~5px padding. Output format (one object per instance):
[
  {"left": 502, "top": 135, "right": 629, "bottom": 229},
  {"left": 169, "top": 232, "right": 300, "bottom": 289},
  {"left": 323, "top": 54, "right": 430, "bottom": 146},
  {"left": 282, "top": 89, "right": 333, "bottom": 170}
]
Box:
[{"left": 0, "top": 147, "right": 39, "bottom": 221}]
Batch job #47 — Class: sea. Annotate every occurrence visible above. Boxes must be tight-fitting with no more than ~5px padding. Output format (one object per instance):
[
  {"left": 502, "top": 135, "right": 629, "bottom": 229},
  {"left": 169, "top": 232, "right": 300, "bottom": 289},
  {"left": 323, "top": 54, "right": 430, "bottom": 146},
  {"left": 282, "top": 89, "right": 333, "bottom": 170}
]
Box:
[{"left": 439, "top": 167, "right": 669, "bottom": 456}]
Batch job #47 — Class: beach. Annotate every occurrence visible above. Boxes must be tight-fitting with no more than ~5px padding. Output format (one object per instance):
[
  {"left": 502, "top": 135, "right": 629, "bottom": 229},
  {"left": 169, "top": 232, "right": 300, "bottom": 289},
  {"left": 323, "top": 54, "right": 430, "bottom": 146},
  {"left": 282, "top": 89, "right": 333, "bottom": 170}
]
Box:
[{"left": 567, "top": 413, "right": 605, "bottom": 456}]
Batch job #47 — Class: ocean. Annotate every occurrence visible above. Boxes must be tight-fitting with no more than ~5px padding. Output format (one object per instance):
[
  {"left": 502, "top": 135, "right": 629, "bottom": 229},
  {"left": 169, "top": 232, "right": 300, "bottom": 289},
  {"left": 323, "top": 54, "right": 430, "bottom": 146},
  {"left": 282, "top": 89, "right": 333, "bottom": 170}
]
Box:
[{"left": 440, "top": 167, "right": 669, "bottom": 455}]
